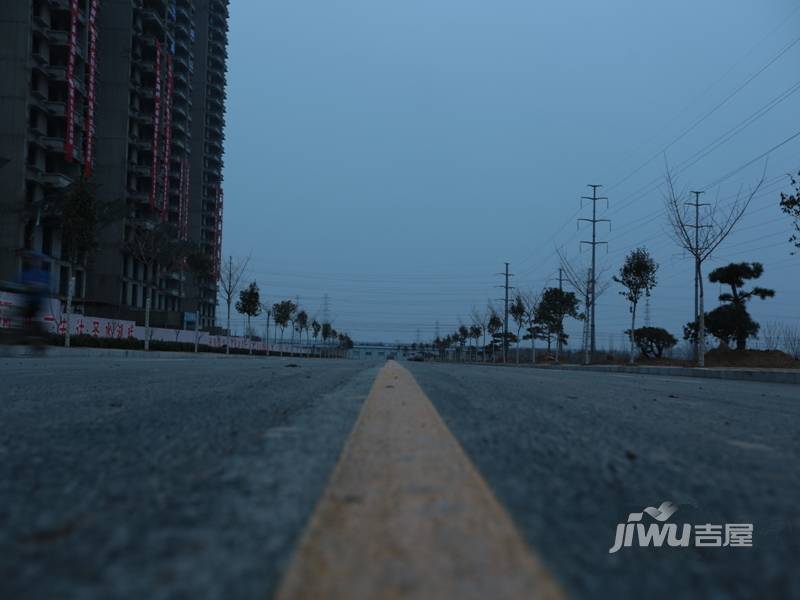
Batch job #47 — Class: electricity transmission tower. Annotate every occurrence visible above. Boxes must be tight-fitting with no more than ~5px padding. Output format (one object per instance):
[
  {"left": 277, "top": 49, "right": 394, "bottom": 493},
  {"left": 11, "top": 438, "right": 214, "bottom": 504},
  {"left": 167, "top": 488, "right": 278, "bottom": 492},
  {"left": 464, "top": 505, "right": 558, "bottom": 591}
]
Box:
[
  {"left": 321, "top": 293, "right": 330, "bottom": 323},
  {"left": 579, "top": 185, "right": 609, "bottom": 363},
  {"left": 496, "top": 262, "right": 514, "bottom": 363}
]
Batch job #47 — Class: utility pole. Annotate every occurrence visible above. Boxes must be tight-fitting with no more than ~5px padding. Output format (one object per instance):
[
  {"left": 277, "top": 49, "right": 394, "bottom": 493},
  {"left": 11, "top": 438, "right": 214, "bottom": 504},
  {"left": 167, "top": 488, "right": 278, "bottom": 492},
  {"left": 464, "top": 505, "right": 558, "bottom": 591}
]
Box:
[
  {"left": 264, "top": 308, "right": 271, "bottom": 358},
  {"left": 322, "top": 293, "right": 330, "bottom": 323},
  {"left": 558, "top": 267, "right": 564, "bottom": 358},
  {"left": 579, "top": 185, "right": 609, "bottom": 363},
  {"left": 225, "top": 256, "right": 232, "bottom": 354},
  {"left": 583, "top": 269, "right": 591, "bottom": 365},
  {"left": 686, "top": 191, "right": 709, "bottom": 362}
]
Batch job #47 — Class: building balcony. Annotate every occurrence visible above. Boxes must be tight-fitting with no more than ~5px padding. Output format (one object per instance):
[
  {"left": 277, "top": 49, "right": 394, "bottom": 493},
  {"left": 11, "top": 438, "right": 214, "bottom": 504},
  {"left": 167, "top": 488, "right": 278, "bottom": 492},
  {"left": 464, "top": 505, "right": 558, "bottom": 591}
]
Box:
[
  {"left": 207, "top": 79, "right": 226, "bottom": 96},
  {"left": 205, "top": 137, "right": 223, "bottom": 153},
  {"left": 26, "top": 164, "right": 45, "bottom": 182},
  {"left": 30, "top": 85, "right": 48, "bottom": 102},
  {"left": 29, "top": 92, "right": 49, "bottom": 113},
  {"left": 46, "top": 64, "right": 67, "bottom": 80},
  {"left": 47, "top": 29, "right": 69, "bottom": 46},
  {"left": 28, "top": 124, "right": 46, "bottom": 142},
  {"left": 45, "top": 99, "right": 66, "bottom": 116},
  {"left": 41, "top": 172, "right": 74, "bottom": 188},
  {"left": 128, "top": 163, "right": 152, "bottom": 177},
  {"left": 133, "top": 56, "right": 155, "bottom": 74},
  {"left": 138, "top": 112, "right": 154, "bottom": 126},
  {"left": 138, "top": 33, "right": 159, "bottom": 49},
  {"left": 31, "top": 51, "right": 49, "bottom": 70},
  {"left": 171, "top": 136, "right": 186, "bottom": 152},
  {"left": 127, "top": 188, "right": 149, "bottom": 203},
  {"left": 171, "top": 102, "right": 188, "bottom": 119},
  {"left": 205, "top": 117, "right": 222, "bottom": 132},
  {"left": 131, "top": 137, "right": 152, "bottom": 152},
  {"left": 172, "top": 85, "right": 188, "bottom": 102},
  {"left": 171, "top": 116, "right": 189, "bottom": 133},
  {"left": 173, "top": 70, "right": 189, "bottom": 88},
  {"left": 173, "top": 52, "right": 188, "bottom": 70},
  {"left": 176, "top": 3, "right": 191, "bottom": 21},
  {"left": 207, "top": 53, "right": 226, "bottom": 71},
  {"left": 47, "top": 0, "right": 72, "bottom": 11},
  {"left": 42, "top": 137, "right": 65, "bottom": 153},
  {"left": 209, "top": 38, "right": 227, "bottom": 57},
  {"left": 175, "top": 19, "right": 194, "bottom": 40},
  {"left": 206, "top": 95, "right": 224, "bottom": 111}
]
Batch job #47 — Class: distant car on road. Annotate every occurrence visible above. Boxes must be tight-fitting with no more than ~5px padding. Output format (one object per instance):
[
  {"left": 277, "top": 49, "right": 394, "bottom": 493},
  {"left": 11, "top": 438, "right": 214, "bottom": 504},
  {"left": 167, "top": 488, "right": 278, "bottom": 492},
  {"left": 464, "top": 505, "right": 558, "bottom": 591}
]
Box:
[{"left": 406, "top": 352, "right": 424, "bottom": 362}]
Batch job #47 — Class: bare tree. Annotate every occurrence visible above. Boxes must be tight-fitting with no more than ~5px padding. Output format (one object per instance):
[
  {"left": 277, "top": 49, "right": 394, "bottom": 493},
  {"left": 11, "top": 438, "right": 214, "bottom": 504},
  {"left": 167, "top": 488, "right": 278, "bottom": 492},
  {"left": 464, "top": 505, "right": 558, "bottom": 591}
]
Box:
[
  {"left": 509, "top": 294, "right": 526, "bottom": 364},
  {"left": 782, "top": 324, "right": 800, "bottom": 359},
  {"left": 521, "top": 290, "right": 542, "bottom": 365},
  {"left": 219, "top": 255, "right": 249, "bottom": 354},
  {"left": 470, "top": 305, "right": 490, "bottom": 363},
  {"left": 664, "top": 167, "right": 764, "bottom": 366},
  {"left": 125, "top": 220, "right": 184, "bottom": 306}
]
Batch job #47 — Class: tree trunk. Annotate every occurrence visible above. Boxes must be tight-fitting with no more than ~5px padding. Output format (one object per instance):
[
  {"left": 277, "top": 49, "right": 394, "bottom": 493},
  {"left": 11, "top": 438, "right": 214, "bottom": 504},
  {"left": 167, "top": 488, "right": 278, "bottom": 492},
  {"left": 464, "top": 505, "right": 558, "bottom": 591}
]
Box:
[
  {"left": 226, "top": 298, "right": 231, "bottom": 355},
  {"left": 530, "top": 324, "right": 536, "bottom": 365},
  {"left": 735, "top": 312, "right": 747, "bottom": 351},
  {"left": 554, "top": 326, "right": 560, "bottom": 364},
  {"left": 265, "top": 314, "right": 270, "bottom": 357},
  {"left": 629, "top": 302, "right": 637, "bottom": 365},
  {"left": 482, "top": 330, "right": 487, "bottom": 362},
  {"left": 144, "top": 295, "right": 151, "bottom": 352},
  {"left": 698, "top": 261, "right": 706, "bottom": 367},
  {"left": 194, "top": 306, "right": 199, "bottom": 353},
  {"left": 64, "top": 265, "right": 74, "bottom": 348}
]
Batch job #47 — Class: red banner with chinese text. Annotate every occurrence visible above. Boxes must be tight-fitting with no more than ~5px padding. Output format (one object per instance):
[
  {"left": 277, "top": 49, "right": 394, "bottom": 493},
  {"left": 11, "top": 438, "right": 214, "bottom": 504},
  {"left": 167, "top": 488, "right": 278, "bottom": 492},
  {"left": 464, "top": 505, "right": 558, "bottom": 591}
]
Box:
[
  {"left": 161, "top": 53, "right": 174, "bottom": 220},
  {"left": 83, "top": 0, "right": 99, "bottom": 177},
  {"left": 150, "top": 40, "right": 162, "bottom": 209},
  {"left": 214, "top": 186, "right": 223, "bottom": 278},
  {"left": 64, "top": 0, "right": 79, "bottom": 162}
]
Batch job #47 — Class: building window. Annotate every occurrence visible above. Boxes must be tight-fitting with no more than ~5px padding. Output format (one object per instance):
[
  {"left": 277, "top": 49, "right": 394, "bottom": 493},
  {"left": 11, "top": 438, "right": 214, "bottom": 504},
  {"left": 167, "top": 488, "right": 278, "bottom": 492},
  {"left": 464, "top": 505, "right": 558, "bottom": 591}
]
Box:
[
  {"left": 59, "top": 266, "right": 69, "bottom": 296},
  {"left": 42, "top": 226, "right": 53, "bottom": 256},
  {"left": 74, "top": 270, "right": 83, "bottom": 299},
  {"left": 24, "top": 221, "right": 34, "bottom": 250}
]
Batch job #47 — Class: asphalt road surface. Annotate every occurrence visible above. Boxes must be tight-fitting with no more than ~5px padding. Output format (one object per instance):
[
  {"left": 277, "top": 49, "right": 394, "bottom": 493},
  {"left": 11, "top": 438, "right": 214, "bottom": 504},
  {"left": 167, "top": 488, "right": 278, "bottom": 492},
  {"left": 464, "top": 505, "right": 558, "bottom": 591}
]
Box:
[
  {"left": 2, "top": 356, "right": 798, "bottom": 599},
  {"left": 407, "top": 362, "right": 800, "bottom": 599},
  {"left": 1, "top": 356, "right": 379, "bottom": 600}
]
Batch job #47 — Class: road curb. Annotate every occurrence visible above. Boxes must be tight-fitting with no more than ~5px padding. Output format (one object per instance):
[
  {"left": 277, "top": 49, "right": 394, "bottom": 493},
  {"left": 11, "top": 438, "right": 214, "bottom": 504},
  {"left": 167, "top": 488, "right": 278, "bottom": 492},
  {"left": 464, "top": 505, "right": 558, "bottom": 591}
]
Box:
[
  {"left": 530, "top": 363, "right": 800, "bottom": 385},
  {"left": 432, "top": 359, "right": 800, "bottom": 385}
]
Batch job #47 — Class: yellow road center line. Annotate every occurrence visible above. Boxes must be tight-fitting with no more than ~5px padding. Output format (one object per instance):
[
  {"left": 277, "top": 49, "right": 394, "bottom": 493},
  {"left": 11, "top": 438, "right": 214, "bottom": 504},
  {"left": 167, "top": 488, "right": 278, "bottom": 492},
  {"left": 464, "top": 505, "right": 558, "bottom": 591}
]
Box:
[{"left": 274, "top": 361, "right": 565, "bottom": 600}]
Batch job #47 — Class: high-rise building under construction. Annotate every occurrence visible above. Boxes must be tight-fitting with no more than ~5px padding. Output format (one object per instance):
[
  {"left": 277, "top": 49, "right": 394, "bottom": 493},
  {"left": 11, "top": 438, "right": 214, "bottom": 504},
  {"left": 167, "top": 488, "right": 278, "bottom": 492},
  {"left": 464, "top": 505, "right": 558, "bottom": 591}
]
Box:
[{"left": 0, "top": 0, "right": 230, "bottom": 329}]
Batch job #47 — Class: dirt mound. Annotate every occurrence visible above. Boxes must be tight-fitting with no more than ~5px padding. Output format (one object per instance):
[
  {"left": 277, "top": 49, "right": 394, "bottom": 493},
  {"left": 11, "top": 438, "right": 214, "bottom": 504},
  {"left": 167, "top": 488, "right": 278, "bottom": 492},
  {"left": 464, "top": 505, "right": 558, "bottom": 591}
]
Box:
[{"left": 704, "top": 348, "right": 800, "bottom": 369}]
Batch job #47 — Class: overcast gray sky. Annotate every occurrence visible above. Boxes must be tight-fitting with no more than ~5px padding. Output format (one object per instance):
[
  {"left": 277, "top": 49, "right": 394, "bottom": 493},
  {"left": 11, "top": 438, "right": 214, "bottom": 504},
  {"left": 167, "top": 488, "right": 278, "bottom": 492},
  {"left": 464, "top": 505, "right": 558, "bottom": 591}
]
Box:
[{"left": 222, "top": 0, "right": 799, "bottom": 347}]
